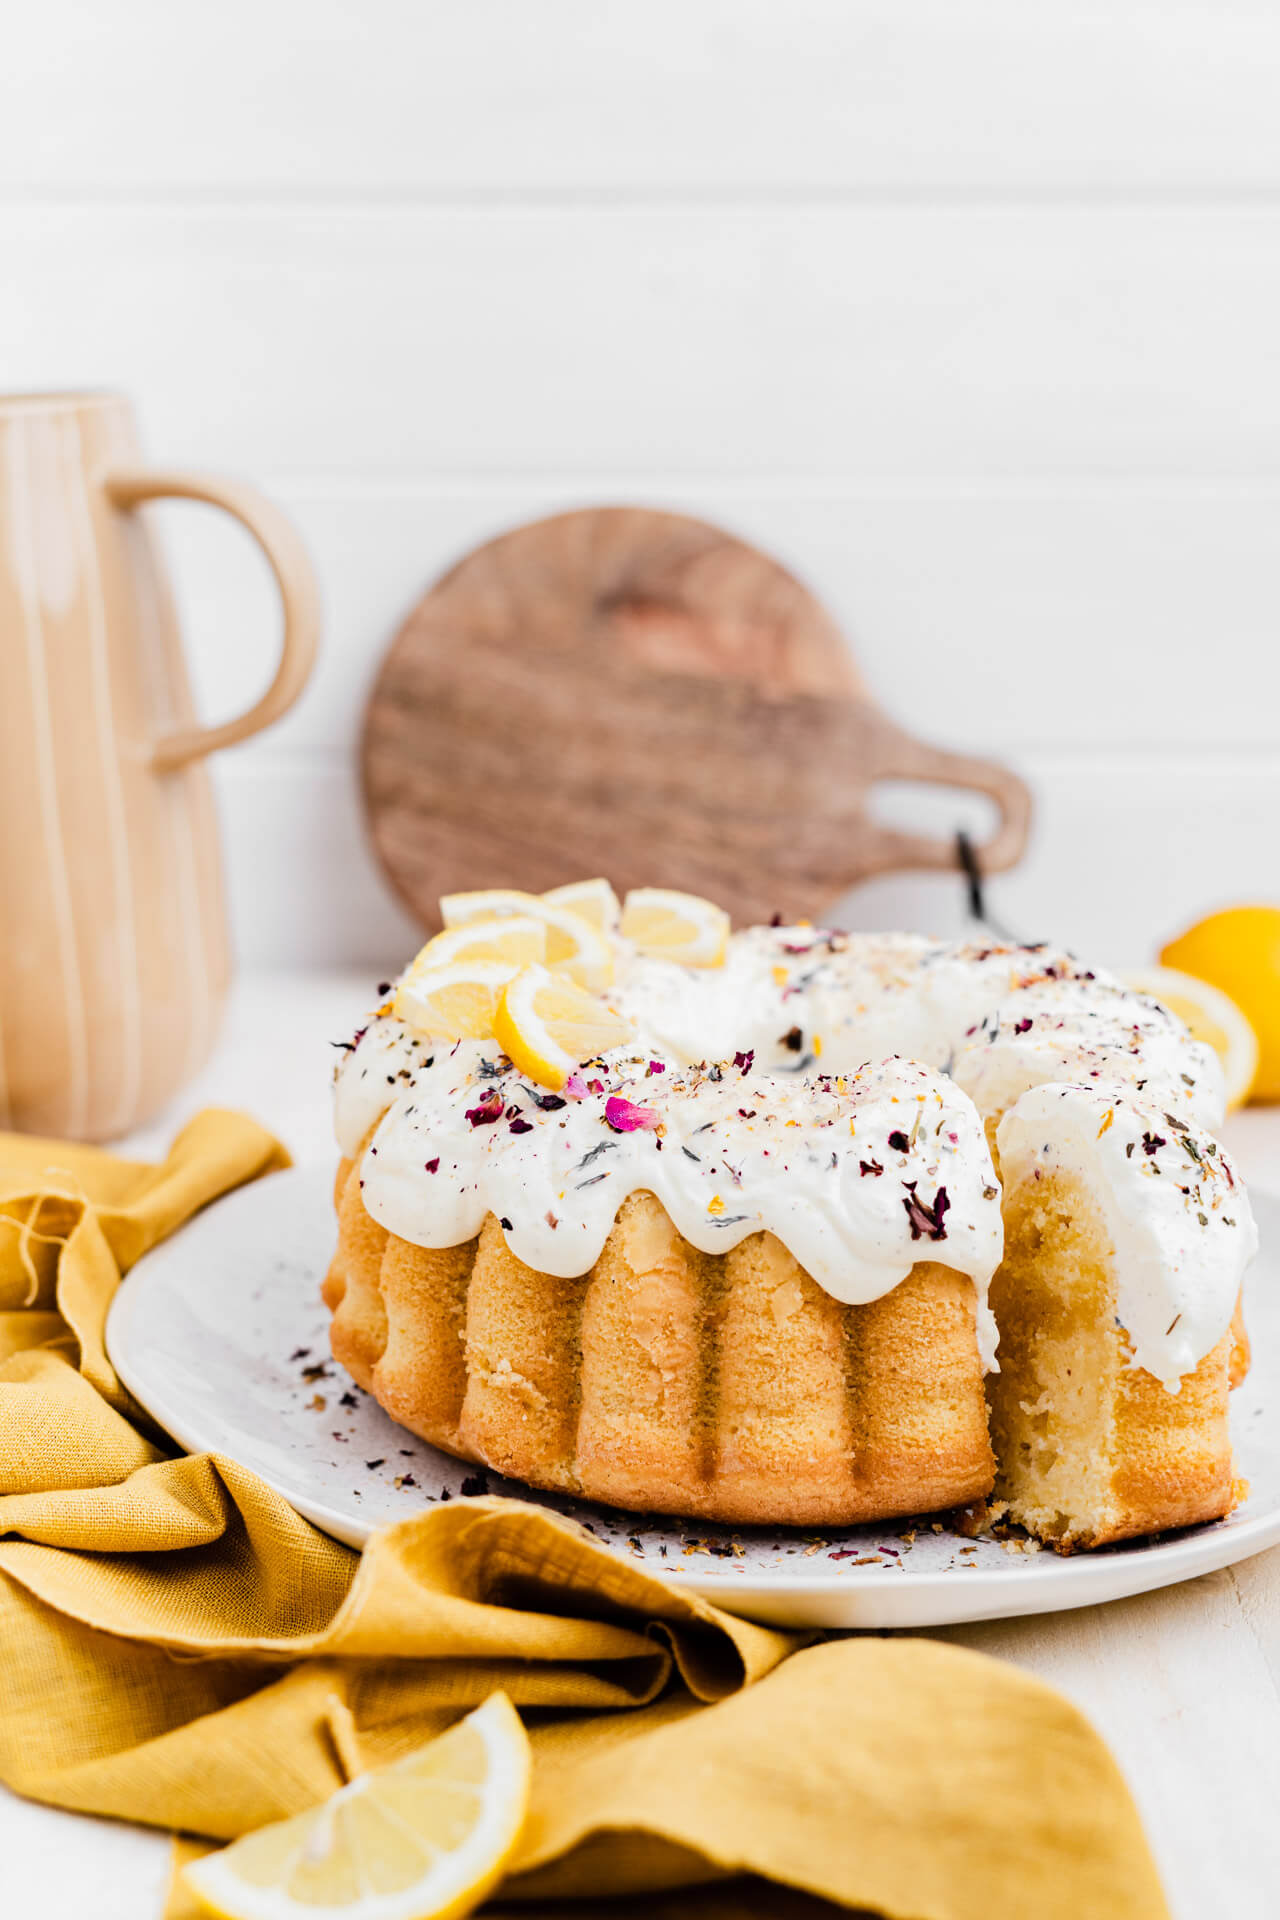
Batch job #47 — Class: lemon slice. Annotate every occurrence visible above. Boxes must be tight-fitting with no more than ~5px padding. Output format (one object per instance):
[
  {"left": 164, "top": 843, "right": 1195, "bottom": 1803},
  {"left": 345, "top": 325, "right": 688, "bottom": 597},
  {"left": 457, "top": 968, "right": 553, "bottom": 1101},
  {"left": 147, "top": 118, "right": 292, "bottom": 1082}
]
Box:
[
  {"left": 183, "top": 1693, "right": 530, "bottom": 1920},
  {"left": 541, "top": 877, "right": 621, "bottom": 934},
  {"left": 438, "top": 890, "right": 613, "bottom": 990},
  {"left": 1119, "top": 965, "right": 1259, "bottom": 1112},
  {"left": 620, "top": 887, "right": 730, "bottom": 967},
  {"left": 492, "top": 964, "right": 635, "bottom": 1090},
  {"left": 394, "top": 960, "right": 518, "bottom": 1040},
  {"left": 411, "top": 917, "right": 548, "bottom": 973},
  {"left": 439, "top": 888, "right": 544, "bottom": 927}
]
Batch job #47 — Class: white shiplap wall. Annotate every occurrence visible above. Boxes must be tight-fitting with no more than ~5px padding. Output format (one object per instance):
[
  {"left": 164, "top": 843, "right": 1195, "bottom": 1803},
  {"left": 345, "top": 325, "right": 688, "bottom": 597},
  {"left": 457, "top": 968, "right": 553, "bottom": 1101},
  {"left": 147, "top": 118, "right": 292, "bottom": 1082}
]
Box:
[{"left": 3, "top": 1, "right": 1280, "bottom": 967}]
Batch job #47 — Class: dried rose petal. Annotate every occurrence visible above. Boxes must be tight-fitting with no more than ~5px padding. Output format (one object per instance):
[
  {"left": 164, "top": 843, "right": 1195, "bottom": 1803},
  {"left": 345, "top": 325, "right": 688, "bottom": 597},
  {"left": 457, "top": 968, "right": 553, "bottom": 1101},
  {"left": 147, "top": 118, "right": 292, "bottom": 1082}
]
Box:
[
  {"left": 903, "top": 1182, "right": 950, "bottom": 1240},
  {"left": 732, "top": 1049, "right": 755, "bottom": 1074},
  {"left": 647, "top": 1059, "right": 666, "bottom": 1076},
  {"left": 604, "top": 1095, "right": 660, "bottom": 1133},
  {"left": 424, "top": 1157, "right": 440, "bottom": 1173},
  {"left": 508, "top": 1116, "right": 534, "bottom": 1134},
  {"left": 465, "top": 1089, "right": 504, "bottom": 1127},
  {"left": 563, "top": 1072, "right": 588, "bottom": 1099}
]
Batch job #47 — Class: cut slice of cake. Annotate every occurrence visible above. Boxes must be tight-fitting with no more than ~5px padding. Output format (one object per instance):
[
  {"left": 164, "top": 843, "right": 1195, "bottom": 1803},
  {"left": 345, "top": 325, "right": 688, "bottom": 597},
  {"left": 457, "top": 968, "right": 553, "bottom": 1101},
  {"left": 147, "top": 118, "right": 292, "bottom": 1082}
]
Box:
[{"left": 987, "top": 1083, "right": 1255, "bottom": 1548}]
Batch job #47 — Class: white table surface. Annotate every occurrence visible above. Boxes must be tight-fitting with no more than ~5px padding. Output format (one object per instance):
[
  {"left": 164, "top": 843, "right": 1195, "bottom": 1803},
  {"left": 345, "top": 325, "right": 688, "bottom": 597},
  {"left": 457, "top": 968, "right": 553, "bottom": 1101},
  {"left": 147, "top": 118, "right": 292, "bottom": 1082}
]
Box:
[{"left": 5, "top": 967, "right": 1280, "bottom": 1920}]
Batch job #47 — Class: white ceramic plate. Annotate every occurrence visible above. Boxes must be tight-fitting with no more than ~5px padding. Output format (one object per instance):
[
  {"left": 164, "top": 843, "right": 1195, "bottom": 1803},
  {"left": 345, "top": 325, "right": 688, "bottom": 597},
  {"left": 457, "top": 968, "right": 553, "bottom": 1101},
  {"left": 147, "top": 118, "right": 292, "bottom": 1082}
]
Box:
[{"left": 106, "top": 1164, "right": 1280, "bottom": 1630}]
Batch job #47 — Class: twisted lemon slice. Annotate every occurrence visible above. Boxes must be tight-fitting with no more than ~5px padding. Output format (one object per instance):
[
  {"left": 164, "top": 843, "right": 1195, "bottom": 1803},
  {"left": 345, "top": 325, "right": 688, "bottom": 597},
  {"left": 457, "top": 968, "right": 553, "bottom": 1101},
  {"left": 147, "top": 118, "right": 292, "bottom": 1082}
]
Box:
[
  {"left": 620, "top": 887, "right": 730, "bottom": 967},
  {"left": 183, "top": 1693, "right": 530, "bottom": 1920},
  {"left": 492, "top": 964, "right": 634, "bottom": 1090},
  {"left": 394, "top": 960, "right": 519, "bottom": 1041},
  {"left": 540, "top": 876, "right": 621, "bottom": 933},
  {"left": 410, "top": 917, "right": 548, "bottom": 972},
  {"left": 439, "top": 889, "right": 613, "bottom": 990}
]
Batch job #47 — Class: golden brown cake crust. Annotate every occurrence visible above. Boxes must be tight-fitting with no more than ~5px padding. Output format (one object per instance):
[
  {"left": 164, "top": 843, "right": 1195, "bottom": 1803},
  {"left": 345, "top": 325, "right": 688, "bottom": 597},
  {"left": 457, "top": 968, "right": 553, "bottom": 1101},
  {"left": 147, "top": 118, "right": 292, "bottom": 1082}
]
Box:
[{"left": 324, "top": 1159, "right": 996, "bottom": 1528}]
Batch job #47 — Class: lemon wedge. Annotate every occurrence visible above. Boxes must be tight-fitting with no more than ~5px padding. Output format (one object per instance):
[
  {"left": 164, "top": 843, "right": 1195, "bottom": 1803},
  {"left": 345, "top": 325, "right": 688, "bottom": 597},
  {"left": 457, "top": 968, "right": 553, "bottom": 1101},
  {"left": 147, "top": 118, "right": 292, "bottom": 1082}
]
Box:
[
  {"left": 620, "top": 887, "right": 730, "bottom": 967},
  {"left": 438, "top": 890, "right": 612, "bottom": 990},
  {"left": 492, "top": 964, "right": 634, "bottom": 1090},
  {"left": 1119, "top": 965, "right": 1259, "bottom": 1112},
  {"left": 394, "top": 960, "right": 519, "bottom": 1041},
  {"left": 183, "top": 1693, "right": 531, "bottom": 1920},
  {"left": 540, "top": 877, "right": 621, "bottom": 934},
  {"left": 411, "top": 917, "right": 548, "bottom": 973}
]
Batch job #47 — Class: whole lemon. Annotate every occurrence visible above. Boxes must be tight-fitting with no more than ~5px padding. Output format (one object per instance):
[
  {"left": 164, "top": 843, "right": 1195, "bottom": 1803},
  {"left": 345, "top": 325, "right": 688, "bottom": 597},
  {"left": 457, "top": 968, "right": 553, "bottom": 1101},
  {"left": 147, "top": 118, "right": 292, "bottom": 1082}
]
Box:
[{"left": 1161, "top": 906, "right": 1280, "bottom": 1102}]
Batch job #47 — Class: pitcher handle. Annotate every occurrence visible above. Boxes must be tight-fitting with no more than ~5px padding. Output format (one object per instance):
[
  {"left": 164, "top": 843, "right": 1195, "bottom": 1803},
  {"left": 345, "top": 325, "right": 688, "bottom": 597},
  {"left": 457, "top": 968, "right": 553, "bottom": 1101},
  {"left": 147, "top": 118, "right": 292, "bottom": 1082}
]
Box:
[{"left": 105, "top": 468, "right": 320, "bottom": 771}]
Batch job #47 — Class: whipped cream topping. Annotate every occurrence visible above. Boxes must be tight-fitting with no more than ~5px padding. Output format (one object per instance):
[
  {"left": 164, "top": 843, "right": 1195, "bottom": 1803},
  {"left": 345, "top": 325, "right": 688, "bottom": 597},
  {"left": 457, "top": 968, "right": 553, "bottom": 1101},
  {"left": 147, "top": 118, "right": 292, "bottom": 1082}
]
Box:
[
  {"left": 613, "top": 929, "right": 1224, "bottom": 1128},
  {"left": 339, "top": 1041, "right": 1005, "bottom": 1368},
  {"left": 332, "top": 924, "right": 1251, "bottom": 1386},
  {"left": 997, "top": 1082, "right": 1256, "bottom": 1389}
]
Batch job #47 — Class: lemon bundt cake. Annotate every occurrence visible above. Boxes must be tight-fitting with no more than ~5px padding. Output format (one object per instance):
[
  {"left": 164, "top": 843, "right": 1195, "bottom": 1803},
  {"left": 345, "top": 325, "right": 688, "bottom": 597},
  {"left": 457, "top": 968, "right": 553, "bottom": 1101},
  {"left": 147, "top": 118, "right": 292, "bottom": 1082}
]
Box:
[{"left": 325, "top": 890, "right": 1257, "bottom": 1548}]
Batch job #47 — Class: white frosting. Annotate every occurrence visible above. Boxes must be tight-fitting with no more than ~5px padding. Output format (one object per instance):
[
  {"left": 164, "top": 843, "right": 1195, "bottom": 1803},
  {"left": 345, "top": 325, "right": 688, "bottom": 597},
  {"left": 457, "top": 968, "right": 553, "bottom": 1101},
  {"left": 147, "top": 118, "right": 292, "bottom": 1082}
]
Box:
[
  {"left": 332, "top": 925, "right": 1252, "bottom": 1388},
  {"left": 340, "top": 1042, "right": 1005, "bottom": 1369},
  {"left": 614, "top": 929, "right": 1224, "bottom": 1129},
  {"left": 996, "top": 1082, "right": 1256, "bottom": 1390}
]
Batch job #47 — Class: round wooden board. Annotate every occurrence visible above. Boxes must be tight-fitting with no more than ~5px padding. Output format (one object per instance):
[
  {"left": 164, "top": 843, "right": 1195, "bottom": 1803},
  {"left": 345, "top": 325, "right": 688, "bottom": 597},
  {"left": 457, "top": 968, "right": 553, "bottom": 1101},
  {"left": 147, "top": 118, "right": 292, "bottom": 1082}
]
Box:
[{"left": 361, "top": 507, "right": 1031, "bottom": 931}]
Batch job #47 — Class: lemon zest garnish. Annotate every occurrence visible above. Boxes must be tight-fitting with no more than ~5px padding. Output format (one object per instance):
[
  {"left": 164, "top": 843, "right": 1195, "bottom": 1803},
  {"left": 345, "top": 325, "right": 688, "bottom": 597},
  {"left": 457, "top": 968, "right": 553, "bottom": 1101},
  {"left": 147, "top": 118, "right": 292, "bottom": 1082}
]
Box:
[
  {"left": 1097, "top": 1108, "right": 1114, "bottom": 1139},
  {"left": 707, "top": 1195, "right": 725, "bottom": 1216},
  {"left": 771, "top": 965, "right": 788, "bottom": 987}
]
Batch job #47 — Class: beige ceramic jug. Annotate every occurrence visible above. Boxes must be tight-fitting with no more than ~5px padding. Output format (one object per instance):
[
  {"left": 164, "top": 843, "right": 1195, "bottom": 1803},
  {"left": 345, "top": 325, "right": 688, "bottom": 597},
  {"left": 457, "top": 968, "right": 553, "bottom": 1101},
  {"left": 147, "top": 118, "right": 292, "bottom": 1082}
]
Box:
[{"left": 0, "top": 391, "right": 319, "bottom": 1140}]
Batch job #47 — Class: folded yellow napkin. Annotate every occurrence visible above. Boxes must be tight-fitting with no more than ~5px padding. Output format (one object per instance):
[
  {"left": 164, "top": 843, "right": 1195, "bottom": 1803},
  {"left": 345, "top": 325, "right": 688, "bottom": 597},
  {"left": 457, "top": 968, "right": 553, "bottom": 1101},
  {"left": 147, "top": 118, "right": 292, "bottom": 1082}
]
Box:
[{"left": 0, "top": 1114, "right": 1170, "bottom": 1919}]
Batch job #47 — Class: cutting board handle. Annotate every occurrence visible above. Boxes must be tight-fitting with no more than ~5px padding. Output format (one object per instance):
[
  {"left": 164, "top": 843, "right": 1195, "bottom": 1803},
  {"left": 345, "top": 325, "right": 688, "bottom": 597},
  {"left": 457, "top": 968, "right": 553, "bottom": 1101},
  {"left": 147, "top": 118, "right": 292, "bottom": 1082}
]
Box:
[{"left": 869, "top": 721, "right": 1032, "bottom": 877}]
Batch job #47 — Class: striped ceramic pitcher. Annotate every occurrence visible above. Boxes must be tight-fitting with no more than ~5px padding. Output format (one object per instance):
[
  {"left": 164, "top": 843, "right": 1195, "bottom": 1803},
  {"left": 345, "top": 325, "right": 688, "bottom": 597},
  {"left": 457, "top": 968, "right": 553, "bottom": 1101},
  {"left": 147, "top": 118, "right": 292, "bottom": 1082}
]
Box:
[{"left": 0, "top": 391, "right": 318, "bottom": 1140}]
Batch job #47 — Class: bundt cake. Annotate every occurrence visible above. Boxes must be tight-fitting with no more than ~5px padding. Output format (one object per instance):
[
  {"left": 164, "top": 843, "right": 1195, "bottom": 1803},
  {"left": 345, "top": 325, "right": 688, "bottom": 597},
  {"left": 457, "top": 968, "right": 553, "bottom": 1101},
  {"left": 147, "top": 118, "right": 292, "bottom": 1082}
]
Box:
[{"left": 325, "top": 898, "right": 1258, "bottom": 1548}]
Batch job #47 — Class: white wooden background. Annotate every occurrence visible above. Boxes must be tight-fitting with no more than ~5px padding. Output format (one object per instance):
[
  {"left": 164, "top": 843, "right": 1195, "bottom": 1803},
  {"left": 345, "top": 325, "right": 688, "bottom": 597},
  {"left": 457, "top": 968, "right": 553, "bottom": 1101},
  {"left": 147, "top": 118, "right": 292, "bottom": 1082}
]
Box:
[
  {"left": 6, "top": 16, "right": 1280, "bottom": 1914},
  {"left": 4, "top": 2, "right": 1280, "bottom": 970}
]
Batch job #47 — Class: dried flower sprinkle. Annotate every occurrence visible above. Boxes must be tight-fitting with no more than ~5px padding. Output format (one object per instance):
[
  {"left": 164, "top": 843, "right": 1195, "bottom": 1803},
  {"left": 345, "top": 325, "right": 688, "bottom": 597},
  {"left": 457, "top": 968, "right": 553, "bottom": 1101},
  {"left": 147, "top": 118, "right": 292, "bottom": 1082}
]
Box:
[{"left": 604, "top": 1095, "right": 661, "bottom": 1133}]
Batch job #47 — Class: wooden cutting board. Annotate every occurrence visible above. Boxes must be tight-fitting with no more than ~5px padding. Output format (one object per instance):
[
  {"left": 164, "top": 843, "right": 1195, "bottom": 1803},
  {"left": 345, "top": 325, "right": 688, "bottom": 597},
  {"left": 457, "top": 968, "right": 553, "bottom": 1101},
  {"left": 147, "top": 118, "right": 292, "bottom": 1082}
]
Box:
[{"left": 361, "top": 507, "right": 1031, "bottom": 931}]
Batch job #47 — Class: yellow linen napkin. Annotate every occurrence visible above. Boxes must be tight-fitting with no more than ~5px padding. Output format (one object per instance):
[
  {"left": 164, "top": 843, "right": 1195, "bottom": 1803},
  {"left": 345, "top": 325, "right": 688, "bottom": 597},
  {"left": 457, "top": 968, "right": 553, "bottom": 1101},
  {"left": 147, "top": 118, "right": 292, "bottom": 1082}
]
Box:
[{"left": 0, "top": 1115, "right": 1170, "bottom": 1919}]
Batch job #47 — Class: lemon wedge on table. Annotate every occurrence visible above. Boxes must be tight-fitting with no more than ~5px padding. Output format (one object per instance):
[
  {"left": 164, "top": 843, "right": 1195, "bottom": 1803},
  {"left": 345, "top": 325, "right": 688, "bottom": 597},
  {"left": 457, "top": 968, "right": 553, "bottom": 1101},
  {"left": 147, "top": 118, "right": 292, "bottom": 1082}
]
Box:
[
  {"left": 1159, "top": 905, "right": 1280, "bottom": 1103},
  {"left": 1120, "top": 965, "right": 1259, "bottom": 1112},
  {"left": 492, "top": 963, "right": 635, "bottom": 1090},
  {"left": 620, "top": 887, "right": 730, "bottom": 967},
  {"left": 183, "top": 1693, "right": 531, "bottom": 1920},
  {"left": 438, "top": 889, "right": 613, "bottom": 990}
]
